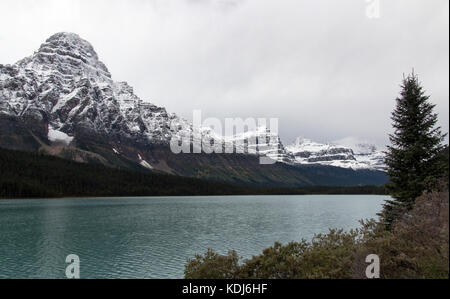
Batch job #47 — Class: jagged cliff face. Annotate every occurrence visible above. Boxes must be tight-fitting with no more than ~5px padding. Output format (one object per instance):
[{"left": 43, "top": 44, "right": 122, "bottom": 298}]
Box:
[
  {"left": 285, "top": 138, "right": 386, "bottom": 171},
  {"left": 0, "top": 32, "right": 186, "bottom": 144},
  {"left": 0, "top": 33, "right": 284, "bottom": 156},
  {"left": 0, "top": 33, "right": 293, "bottom": 165},
  {"left": 0, "top": 33, "right": 387, "bottom": 186}
]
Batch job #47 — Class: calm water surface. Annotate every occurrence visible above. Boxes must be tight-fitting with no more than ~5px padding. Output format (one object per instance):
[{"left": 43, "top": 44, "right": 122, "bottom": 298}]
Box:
[{"left": 0, "top": 195, "right": 388, "bottom": 278}]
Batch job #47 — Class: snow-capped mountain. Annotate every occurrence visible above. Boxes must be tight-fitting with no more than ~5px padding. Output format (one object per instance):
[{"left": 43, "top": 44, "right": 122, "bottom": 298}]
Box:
[
  {"left": 0, "top": 32, "right": 188, "bottom": 144},
  {"left": 224, "top": 126, "right": 294, "bottom": 163},
  {"left": 0, "top": 32, "right": 386, "bottom": 178},
  {"left": 0, "top": 32, "right": 285, "bottom": 157},
  {"left": 332, "top": 137, "right": 387, "bottom": 171},
  {"left": 285, "top": 138, "right": 386, "bottom": 171}
]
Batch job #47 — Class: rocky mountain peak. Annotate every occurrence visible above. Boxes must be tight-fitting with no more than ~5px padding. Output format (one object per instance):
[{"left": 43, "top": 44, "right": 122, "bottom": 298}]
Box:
[
  {"left": 44, "top": 32, "right": 97, "bottom": 57},
  {"left": 0, "top": 32, "right": 173, "bottom": 142},
  {"left": 18, "top": 32, "right": 111, "bottom": 79}
]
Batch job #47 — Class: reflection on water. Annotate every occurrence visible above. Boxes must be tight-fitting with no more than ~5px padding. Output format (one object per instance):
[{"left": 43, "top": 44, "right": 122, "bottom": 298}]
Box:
[{"left": 0, "top": 195, "right": 388, "bottom": 278}]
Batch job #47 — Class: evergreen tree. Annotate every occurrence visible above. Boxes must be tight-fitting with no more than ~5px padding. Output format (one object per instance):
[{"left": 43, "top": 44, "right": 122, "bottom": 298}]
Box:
[{"left": 381, "top": 72, "right": 447, "bottom": 228}]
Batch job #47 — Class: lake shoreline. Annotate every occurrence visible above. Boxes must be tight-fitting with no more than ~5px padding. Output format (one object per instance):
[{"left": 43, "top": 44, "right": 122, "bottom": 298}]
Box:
[{"left": 0, "top": 192, "right": 389, "bottom": 201}]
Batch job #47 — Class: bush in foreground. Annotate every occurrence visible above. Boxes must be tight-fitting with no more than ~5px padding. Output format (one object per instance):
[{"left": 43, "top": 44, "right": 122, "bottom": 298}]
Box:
[{"left": 185, "top": 183, "right": 449, "bottom": 279}]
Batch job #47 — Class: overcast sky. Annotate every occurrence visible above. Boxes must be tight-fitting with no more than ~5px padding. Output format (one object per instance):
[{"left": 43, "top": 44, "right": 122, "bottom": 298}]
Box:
[{"left": 0, "top": 0, "right": 448, "bottom": 147}]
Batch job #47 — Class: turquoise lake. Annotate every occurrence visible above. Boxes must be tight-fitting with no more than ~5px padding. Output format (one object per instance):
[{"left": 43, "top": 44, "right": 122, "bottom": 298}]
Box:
[{"left": 0, "top": 195, "right": 388, "bottom": 278}]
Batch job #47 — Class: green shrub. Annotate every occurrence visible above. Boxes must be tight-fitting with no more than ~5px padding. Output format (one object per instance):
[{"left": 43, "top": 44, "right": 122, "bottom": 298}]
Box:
[
  {"left": 185, "top": 184, "right": 449, "bottom": 279},
  {"left": 185, "top": 249, "right": 242, "bottom": 279}
]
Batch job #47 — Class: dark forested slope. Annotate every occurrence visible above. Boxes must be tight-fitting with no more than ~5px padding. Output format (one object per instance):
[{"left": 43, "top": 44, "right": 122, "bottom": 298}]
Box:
[{"left": 0, "top": 148, "right": 386, "bottom": 198}]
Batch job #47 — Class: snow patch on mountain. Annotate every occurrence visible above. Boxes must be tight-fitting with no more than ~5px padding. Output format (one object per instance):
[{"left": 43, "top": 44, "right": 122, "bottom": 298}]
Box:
[
  {"left": 48, "top": 126, "right": 74, "bottom": 145},
  {"left": 138, "top": 153, "right": 153, "bottom": 170}
]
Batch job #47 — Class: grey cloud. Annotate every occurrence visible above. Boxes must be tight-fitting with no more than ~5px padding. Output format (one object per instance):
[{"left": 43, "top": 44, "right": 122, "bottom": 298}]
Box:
[{"left": 0, "top": 0, "right": 448, "bottom": 147}]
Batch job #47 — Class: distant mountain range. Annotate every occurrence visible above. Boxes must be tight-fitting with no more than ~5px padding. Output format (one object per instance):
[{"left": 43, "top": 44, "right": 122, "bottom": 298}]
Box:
[
  {"left": 285, "top": 138, "right": 386, "bottom": 171},
  {"left": 0, "top": 32, "right": 388, "bottom": 187}
]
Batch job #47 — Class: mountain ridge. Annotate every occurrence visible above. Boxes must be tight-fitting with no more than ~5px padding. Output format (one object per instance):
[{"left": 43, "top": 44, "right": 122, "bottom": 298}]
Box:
[{"left": 0, "top": 32, "right": 388, "bottom": 187}]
